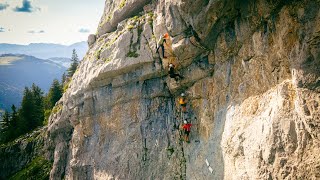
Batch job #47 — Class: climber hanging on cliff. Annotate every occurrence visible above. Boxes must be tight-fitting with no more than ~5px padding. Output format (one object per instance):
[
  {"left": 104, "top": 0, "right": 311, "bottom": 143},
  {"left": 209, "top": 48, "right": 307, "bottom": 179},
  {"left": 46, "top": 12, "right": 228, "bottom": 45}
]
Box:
[
  {"left": 156, "top": 33, "right": 169, "bottom": 59},
  {"left": 179, "top": 93, "right": 187, "bottom": 112},
  {"left": 169, "top": 63, "right": 183, "bottom": 81},
  {"left": 182, "top": 120, "right": 192, "bottom": 143}
]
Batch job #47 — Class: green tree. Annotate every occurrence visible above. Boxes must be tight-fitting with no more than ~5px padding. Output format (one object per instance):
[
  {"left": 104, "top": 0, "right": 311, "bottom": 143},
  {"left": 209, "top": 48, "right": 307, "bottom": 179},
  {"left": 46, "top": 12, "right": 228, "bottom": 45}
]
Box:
[
  {"left": 19, "top": 84, "right": 44, "bottom": 134},
  {"left": 47, "top": 79, "right": 62, "bottom": 109},
  {"left": 0, "top": 110, "right": 10, "bottom": 142},
  {"left": 19, "top": 87, "right": 34, "bottom": 134},
  {"left": 31, "top": 84, "right": 44, "bottom": 128},
  {"left": 1, "top": 84, "right": 46, "bottom": 144},
  {"left": 61, "top": 72, "right": 66, "bottom": 85},
  {"left": 7, "top": 105, "right": 19, "bottom": 141},
  {"left": 68, "top": 49, "right": 79, "bottom": 77},
  {"left": 1, "top": 111, "right": 10, "bottom": 130},
  {"left": 44, "top": 79, "right": 63, "bottom": 123},
  {"left": 0, "top": 105, "right": 19, "bottom": 143},
  {"left": 11, "top": 105, "right": 18, "bottom": 128}
]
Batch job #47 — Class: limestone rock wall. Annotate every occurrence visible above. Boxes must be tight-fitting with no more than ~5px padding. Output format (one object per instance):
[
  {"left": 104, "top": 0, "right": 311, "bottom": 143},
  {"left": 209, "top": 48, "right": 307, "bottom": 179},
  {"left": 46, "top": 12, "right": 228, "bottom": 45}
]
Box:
[{"left": 47, "top": 0, "right": 320, "bottom": 179}]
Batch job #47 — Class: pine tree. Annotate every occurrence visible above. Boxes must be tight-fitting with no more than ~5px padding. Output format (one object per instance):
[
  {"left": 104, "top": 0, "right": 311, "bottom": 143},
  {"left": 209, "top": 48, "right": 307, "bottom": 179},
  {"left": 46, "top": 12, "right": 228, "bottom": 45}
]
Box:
[
  {"left": 43, "top": 79, "right": 63, "bottom": 123},
  {"left": 11, "top": 105, "right": 18, "bottom": 128},
  {"left": 47, "top": 79, "right": 62, "bottom": 109},
  {"left": 68, "top": 49, "right": 79, "bottom": 77},
  {"left": 6, "top": 105, "right": 19, "bottom": 141},
  {"left": 19, "top": 84, "right": 45, "bottom": 133},
  {"left": 61, "top": 72, "right": 67, "bottom": 85},
  {"left": 1, "top": 111, "right": 10, "bottom": 130},
  {"left": 19, "top": 87, "right": 34, "bottom": 134},
  {"left": 31, "top": 84, "right": 44, "bottom": 128},
  {"left": 1, "top": 84, "right": 45, "bottom": 143},
  {"left": 0, "top": 111, "right": 10, "bottom": 142}
]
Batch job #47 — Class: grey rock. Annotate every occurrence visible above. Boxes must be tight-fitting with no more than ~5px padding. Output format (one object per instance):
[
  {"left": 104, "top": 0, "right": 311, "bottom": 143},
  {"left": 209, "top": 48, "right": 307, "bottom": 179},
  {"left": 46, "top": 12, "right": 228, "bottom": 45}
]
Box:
[
  {"left": 87, "top": 34, "right": 96, "bottom": 47},
  {"left": 97, "top": 0, "right": 151, "bottom": 37}
]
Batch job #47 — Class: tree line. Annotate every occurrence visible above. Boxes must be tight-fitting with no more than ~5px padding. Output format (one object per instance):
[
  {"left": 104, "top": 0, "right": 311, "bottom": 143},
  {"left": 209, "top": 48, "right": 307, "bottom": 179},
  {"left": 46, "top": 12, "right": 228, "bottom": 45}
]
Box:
[{"left": 0, "top": 49, "right": 79, "bottom": 144}]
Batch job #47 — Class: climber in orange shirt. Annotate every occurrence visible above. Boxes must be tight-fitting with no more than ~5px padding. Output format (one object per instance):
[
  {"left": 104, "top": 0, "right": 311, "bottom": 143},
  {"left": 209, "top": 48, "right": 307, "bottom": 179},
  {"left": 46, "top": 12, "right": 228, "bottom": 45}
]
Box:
[
  {"left": 156, "top": 33, "right": 169, "bottom": 59},
  {"left": 179, "top": 93, "right": 187, "bottom": 112},
  {"left": 182, "top": 120, "right": 192, "bottom": 143}
]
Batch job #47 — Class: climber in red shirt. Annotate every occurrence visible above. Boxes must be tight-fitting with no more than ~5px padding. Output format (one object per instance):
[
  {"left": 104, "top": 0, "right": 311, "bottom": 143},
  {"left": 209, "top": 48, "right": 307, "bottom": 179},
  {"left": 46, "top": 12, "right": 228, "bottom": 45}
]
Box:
[{"left": 182, "top": 120, "right": 192, "bottom": 143}]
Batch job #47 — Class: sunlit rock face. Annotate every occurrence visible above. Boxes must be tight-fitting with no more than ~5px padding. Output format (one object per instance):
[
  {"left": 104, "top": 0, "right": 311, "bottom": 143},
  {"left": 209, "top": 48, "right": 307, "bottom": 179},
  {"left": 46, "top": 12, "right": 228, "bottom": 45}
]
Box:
[{"left": 47, "top": 0, "right": 320, "bottom": 179}]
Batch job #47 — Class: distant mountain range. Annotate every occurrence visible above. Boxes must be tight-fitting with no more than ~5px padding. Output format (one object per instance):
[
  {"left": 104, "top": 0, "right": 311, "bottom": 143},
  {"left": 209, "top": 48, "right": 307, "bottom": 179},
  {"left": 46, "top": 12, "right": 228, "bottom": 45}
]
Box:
[
  {"left": 47, "top": 57, "right": 72, "bottom": 68},
  {"left": 0, "top": 54, "right": 68, "bottom": 111},
  {"left": 0, "top": 41, "right": 88, "bottom": 59}
]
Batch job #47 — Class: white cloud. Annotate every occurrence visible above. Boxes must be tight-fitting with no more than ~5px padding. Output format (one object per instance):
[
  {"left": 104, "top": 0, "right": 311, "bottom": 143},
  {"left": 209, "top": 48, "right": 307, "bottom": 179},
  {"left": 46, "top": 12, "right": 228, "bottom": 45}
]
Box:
[
  {"left": 78, "top": 28, "right": 90, "bottom": 33},
  {"left": 0, "top": 0, "right": 104, "bottom": 45}
]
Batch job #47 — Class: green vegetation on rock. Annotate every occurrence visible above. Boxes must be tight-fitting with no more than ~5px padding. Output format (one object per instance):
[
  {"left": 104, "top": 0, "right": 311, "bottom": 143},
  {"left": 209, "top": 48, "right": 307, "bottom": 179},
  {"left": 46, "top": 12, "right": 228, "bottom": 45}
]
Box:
[
  {"left": 127, "top": 25, "right": 135, "bottom": 30},
  {"left": 126, "top": 51, "right": 140, "bottom": 58},
  {"left": 52, "top": 104, "right": 62, "bottom": 114},
  {"left": 95, "top": 49, "right": 101, "bottom": 60},
  {"left": 9, "top": 156, "right": 52, "bottom": 180},
  {"left": 104, "top": 57, "right": 111, "bottom": 63},
  {"left": 119, "top": 0, "right": 127, "bottom": 8},
  {"left": 95, "top": 30, "right": 126, "bottom": 61},
  {"left": 63, "top": 78, "right": 71, "bottom": 93}
]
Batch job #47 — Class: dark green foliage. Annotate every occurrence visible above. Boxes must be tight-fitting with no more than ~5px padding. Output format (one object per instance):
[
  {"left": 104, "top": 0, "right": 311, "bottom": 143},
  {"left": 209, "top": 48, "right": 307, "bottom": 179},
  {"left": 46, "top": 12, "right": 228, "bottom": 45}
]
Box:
[
  {"left": 67, "top": 49, "right": 79, "bottom": 77},
  {"left": 0, "top": 111, "right": 10, "bottom": 141},
  {"left": 0, "top": 106, "right": 20, "bottom": 143},
  {"left": 2, "top": 111, "right": 10, "bottom": 130},
  {"left": 11, "top": 105, "right": 18, "bottom": 128},
  {"left": 0, "top": 84, "right": 45, "bottom": 144},
  {"left": 7, "top": 105, "right": 18, "bottom": 141},
  {"left": 9, "top": 156, "right": 52, "bottom": 180},
  {"left": 0, "top": 51, "right": 70, "bottom": 144},
  {"left": 43, "top": 79, "right": 63, "bottom": 124},
  {"left": 61, "top": 72, "right": 67, "bottom": 85},
  {"left": 18, "top": 87, "right": 33, "bottom": 134},
  {"left": 46, "top": 79, "right": 62, "bottom": 109},
  {"left": 19, "top": 84, "right": 44, "bottom": 134},
  {"left": 31, "top": 84, "right": 44, "bottom": 129}
]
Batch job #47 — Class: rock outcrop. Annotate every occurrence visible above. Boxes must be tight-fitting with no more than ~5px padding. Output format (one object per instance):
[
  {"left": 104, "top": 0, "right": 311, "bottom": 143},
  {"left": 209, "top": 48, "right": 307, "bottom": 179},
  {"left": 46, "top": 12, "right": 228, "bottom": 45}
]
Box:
[{"left": 47, "top": 0, "right": 320, "bottom": 179}]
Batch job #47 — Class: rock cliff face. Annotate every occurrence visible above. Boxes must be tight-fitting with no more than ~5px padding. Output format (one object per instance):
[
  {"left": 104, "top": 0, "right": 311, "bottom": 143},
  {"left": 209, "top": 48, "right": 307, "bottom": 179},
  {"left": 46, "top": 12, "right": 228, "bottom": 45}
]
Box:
[{"left": 47, "top": 0, "right": 320, "bottom": 179}]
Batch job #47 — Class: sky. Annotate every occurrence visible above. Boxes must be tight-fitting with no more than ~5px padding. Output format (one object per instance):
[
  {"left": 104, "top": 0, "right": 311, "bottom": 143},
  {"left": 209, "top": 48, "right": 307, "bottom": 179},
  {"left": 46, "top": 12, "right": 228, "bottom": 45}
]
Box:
[{"left": 0, "top": 0, "right": 105, "bottom": 45}]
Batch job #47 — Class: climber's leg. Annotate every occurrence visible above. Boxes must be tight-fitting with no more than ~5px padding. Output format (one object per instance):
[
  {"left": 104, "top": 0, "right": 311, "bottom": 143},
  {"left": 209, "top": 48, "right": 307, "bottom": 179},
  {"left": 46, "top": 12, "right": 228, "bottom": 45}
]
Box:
[
  {"left": 172, "top": 73, "right": 183, "bottom": 81},
  {"left": 181, "top": 104, "right": 187, "bottom": 112},
  {"left": 184, "top": 130, "right": 190, "bottom": 142},
  {"left": 185, "top": 130, "right": 190, "bottom": 143},
  {"left": 177, "top": 74, "right": 184, "bottom": 79},
  {"left": 161, "top": 44, "right": 167, "bottom": 58}
]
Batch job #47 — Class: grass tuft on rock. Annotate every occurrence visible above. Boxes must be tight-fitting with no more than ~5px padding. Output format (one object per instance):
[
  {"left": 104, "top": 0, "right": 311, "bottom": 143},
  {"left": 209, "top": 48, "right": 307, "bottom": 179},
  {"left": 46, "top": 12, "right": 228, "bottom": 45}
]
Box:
[
  {"left": 119, "top": 0, "right": 126, "bottom": 8},
  {"left": 126, "top": 51, "right": 139, "bottom": 58}
]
